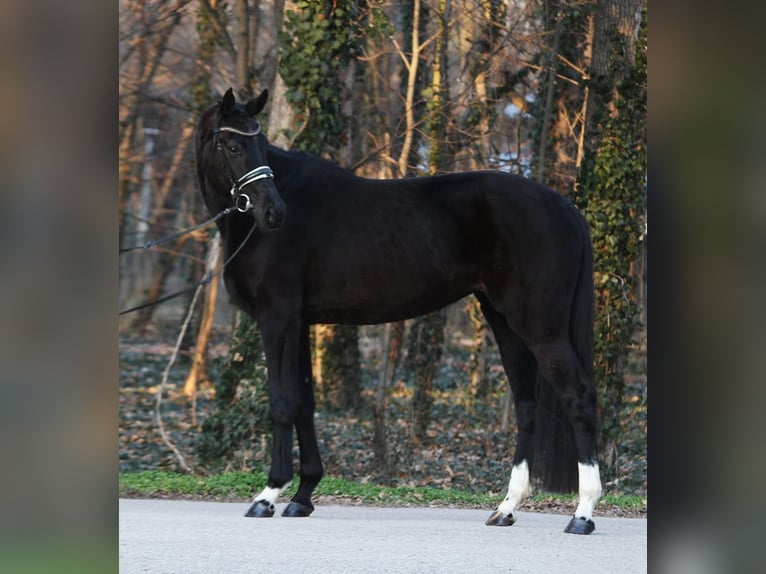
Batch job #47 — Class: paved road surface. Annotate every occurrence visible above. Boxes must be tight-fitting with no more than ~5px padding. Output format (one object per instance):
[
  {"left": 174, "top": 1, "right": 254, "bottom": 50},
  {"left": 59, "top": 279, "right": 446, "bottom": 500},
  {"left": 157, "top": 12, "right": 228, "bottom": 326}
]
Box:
[{"left": 120, "top": 499, "right": 646, "bottom": 573}]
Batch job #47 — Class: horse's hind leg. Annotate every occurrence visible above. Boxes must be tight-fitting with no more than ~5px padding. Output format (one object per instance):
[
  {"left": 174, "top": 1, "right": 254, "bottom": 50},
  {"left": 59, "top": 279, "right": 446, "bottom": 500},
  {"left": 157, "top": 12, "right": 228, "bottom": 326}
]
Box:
[
  {"left": 475, "top": 293, "right": 537, "bottom": 527},
  {"left": 529, "top": 335, "right": 601, "bottom": 534},
  {"left": 283, "top": 322, "right": 323, "bottom": 517}
]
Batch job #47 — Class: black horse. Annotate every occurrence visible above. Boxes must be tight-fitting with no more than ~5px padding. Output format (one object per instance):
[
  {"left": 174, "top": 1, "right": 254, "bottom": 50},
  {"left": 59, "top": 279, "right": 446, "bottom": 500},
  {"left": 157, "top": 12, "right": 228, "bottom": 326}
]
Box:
[{"left": 194, "top": 88, "right": 602, "bottom": 534}]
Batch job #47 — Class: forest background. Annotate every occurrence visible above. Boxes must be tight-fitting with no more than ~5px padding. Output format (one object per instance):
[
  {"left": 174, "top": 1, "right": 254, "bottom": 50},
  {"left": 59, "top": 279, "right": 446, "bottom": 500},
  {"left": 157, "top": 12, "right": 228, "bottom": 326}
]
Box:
[{"left": 118, "top": 0, "right": 647, "bottom": 498}]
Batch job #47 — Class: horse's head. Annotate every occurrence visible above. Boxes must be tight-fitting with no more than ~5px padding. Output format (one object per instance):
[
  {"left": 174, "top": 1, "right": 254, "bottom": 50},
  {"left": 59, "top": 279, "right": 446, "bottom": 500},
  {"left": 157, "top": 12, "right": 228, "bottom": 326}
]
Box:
[{"left": 195, "top": 87, "right": 286, "bottom": 232}]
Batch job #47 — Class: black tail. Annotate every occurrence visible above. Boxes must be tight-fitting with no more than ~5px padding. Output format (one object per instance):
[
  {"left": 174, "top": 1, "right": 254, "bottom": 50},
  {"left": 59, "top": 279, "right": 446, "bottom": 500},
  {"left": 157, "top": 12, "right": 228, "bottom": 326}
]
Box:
[{"left": 532, "top": 221, "right": 595, "bottom": 493}]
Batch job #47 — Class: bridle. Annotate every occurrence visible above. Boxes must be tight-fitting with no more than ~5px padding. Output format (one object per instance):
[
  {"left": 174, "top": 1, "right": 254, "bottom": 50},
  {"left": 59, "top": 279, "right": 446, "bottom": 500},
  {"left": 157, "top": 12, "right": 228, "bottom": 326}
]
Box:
[
  {"left": 117, "top": 122, "right": 275, "bottom": 316},
  {"left": 212, "top": 124, "right": 275, "bottom": 213}
]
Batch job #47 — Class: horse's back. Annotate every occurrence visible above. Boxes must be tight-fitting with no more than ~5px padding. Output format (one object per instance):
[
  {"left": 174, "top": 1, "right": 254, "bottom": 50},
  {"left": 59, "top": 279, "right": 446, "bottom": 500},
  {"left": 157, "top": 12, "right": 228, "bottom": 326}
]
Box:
[{"left": 274, "top": 168, "right": 585, "bottom": 325}]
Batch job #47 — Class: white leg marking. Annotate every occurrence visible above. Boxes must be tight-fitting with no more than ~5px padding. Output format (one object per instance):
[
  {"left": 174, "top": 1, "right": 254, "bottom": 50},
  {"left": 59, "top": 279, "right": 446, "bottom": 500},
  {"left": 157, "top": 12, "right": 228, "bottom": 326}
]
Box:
[
  {"left": 497, "top": 461, "right": 530, "bottom": 516},
  {"left": 253, "top": 484, "right": 289, "bottom": 505},
  {"left": 573, "top": 463, "right": 602, "bottom": 520}
]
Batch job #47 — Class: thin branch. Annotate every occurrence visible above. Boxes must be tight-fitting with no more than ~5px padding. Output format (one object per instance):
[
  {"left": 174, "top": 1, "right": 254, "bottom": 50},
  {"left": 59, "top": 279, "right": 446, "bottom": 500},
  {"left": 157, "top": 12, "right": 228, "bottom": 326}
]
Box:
[
  {"left": 198, "top": 0, "right": 237, "bottom": 62},
  {"left": 557, "top": 52, "right": 586, "bottom": 76},
  {"left": 287, "top": 108, "right": 311, "bottom": 149},
  {"left": 397, "top": 0, "right": 421, "bottom": 177},
  {"left": 388, "top": 35, "right": 412, "bottom": 73},
  {"left": 522, "top": 62, "right": 581, "bottom": 86},
  {"left": 351, "top": 131, "right": 400, "bottom": 172},
  {"left": 388, "top": 13, "right": 453, "bottom": 72},
  {"left": 184, "top": 233, "right": 222, "bottom": 398},
  {"left": 156, "top": 121, "right": 195, "bottom": 209},
  {"left": 535, "top": 8, "right": 563, "bottom": 183}
]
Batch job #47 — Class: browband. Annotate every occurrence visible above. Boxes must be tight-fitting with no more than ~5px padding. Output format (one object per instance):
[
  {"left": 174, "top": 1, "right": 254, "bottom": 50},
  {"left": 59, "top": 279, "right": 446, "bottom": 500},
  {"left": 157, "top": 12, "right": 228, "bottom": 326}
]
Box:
[{"left": 214, "top": 124, "right": 261, "bottom": 137}]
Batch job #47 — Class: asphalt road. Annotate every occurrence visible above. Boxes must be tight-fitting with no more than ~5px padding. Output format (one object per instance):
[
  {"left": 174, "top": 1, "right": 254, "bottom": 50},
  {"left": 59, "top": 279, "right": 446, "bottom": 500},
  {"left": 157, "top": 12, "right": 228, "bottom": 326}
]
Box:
[{"left": 119, "top": 499, "right": 646, "bottom": 573}]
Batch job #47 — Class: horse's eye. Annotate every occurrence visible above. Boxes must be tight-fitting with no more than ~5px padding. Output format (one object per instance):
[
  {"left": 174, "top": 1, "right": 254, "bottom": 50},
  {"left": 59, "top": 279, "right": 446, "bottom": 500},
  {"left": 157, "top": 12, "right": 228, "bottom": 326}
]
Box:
[{"left": 228, "top": 144, "right": 241, "bottom": 155}]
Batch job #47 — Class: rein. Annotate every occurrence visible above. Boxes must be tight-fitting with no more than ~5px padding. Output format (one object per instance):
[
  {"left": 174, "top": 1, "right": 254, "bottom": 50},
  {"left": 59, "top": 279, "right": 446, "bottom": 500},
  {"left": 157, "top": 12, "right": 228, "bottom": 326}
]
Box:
[
  {"left": 119, "top": 218, "right": 258, "bottom": 316},
  {"left": 119, "top": 205, "right": 238, "bottom": 254},
  {"left": 119, "top": 122, "right": 274, "bottom": 316}
]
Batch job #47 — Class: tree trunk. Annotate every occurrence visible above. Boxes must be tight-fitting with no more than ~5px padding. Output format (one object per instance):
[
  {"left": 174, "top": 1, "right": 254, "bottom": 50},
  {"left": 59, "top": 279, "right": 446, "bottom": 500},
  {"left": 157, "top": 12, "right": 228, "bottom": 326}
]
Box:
[
  {"left": 575, "top": 0, "right": 646, "bottom": 481},
  {"left": 235, "top": 0, "right": 250, "bottom": 95},
  {"left": 472, "top": 0, "right": 492, "bottom": 169},
  {"left": 315, "top": 325, "right": 361, "bottom": 412},
  {"left": 426, "top": 0, "right": 450, "bottom": 174},
  {"left": 408, "top": 310, "right": 446, "bottom": 441},
  {"left": 266, "top": 0, "right": 295, "bottom": 147},
  {"left": 530, "top": 1, "right": 590, "bottom": 192},
  {"left": 184, "top": 232, "right": 221, "bottom": 396},
  {"left": 372, "top": 323, "right": 392, "bottom": 472},
  {"left": 406, "top": 0, "right": 452, "bottom": 440},
  {"left": 575, "top": 13, "right": 595, "bottom": 173},
  {"left": 500, "top": 387, "right": 515, "bottom": 433},
  {"left": 535, "top": 1, "right": 564, "bottom": 184},
  {"left": 584, "top": 0, "right": 644, "bottom": 149},
  {"left": 198, "top": 311, "right": 271, "bottom": 470},
  {"left": 127, "top": 121, "right": 196, "bottom": 332},
  {"left": 396, "top": 0, "right": 422, "bottom": 177},
  {"left": 373, "top": 321, "right": 405, "bottom": 471},
  {"left": 119, "top": 3, "right": 189, "bottom": 313},
  {"left": 467, "top": 296, "right": 489, "bottom": 402},
  {"left": 119, "top": 2, "right": 186, "bottom": 193}
]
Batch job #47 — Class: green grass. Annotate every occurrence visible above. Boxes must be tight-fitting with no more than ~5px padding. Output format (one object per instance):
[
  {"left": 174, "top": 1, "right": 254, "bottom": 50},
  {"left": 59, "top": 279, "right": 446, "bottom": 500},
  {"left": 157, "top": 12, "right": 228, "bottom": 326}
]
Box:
[
  {"left": 119, "top": 470, "right": 257, "bottom": 499},
  {"left": 119, "top": 470, "right": 646, "bottom": 512},
  {"left": 118, "top": 470, "right": 495, "bottom": 506}
]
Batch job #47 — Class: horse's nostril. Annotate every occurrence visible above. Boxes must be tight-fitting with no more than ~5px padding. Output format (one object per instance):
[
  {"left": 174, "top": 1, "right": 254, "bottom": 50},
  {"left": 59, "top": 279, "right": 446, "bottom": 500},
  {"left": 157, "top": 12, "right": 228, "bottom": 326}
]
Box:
[{"left": 265, "top": 207, "right": 277, "bottom": 226}]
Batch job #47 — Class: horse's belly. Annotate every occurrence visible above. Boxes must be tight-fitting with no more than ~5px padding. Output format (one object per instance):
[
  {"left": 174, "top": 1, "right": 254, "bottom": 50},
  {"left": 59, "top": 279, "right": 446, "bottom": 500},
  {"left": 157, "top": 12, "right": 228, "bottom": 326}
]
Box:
[{"left": 302, "top": 263, "right": 477, "bottom": 325}]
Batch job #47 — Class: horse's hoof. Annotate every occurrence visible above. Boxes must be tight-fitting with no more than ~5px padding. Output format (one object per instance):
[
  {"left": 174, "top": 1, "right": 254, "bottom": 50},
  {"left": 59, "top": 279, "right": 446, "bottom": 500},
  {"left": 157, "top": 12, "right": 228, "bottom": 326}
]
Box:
[
  {"left": 245, "top": 500, "right": 275, "bottom": 518},
  {"left": 564, "top": 516, "right": 595, "bottom": 535},
  {"left": 485, "top": 509, "right": 516, "bottom": 526},
  {"left": 282, "top": 501, "right": 314, "bottom": 517}
]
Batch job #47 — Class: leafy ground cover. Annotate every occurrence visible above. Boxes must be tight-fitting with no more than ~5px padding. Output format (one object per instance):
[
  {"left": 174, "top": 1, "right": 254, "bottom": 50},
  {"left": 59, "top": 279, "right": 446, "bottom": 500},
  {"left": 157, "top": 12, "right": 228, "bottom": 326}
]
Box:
[{"left": 119, "top": 323, "right": 646, "bottom": 517}]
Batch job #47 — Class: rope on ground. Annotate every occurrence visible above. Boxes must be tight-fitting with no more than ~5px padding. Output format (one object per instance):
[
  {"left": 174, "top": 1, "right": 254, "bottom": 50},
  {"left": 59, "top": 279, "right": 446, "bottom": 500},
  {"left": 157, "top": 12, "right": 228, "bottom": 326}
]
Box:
[{"left": 155, "top": 284, "right": 203, "bottom": 474}]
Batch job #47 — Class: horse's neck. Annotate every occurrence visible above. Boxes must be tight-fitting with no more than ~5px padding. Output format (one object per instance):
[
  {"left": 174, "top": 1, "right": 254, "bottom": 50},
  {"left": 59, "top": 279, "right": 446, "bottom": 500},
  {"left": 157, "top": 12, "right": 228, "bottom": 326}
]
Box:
[
  {"left": 266, "top": 145, "right": 347, "bottom": 187},
  {"left": 266, "top": 145, "right": 296, "bottom": 177}
]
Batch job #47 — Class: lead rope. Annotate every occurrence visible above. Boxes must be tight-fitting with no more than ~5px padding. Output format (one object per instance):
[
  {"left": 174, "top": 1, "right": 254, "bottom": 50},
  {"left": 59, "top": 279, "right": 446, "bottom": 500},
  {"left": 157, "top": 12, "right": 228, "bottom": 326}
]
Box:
[
  {"left": 119, "top": 205, "right": 239, "bottom": 254},
  {"left": 118, "top": 218, "right": 258, "bottom": 315}
]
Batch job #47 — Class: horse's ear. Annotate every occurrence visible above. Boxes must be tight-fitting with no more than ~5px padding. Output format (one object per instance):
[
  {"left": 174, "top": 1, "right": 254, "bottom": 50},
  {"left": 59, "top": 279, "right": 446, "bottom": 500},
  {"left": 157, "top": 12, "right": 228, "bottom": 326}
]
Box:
[
  {"left": 245, "top": 89, "right": 269, "bottom": 117},
  {"left": 220, "top": 88, "right": 236, "bottom": 115}
]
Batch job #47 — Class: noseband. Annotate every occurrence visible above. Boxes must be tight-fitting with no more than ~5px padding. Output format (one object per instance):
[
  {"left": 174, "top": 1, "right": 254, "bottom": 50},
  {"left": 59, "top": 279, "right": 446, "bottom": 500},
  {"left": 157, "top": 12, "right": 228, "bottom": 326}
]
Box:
[{"left": 213, "top": 125, "right": 275, "bottom": 213}]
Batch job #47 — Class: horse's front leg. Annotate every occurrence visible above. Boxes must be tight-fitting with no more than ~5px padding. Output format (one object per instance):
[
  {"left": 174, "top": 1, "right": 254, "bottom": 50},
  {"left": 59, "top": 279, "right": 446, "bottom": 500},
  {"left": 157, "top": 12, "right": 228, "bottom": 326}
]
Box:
[
  {"left": 282, "top": 321, "right": 323, "bottom": 517},
  {"left": 244, "top": 315, "right": 301, "bottom": 518}
]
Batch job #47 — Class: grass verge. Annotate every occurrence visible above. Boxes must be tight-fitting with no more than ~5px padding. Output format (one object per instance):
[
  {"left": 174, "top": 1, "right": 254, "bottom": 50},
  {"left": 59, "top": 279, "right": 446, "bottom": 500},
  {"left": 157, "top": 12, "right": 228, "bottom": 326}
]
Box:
[{"left": 119, "top": 470, "right": 646, "bottom": 516}]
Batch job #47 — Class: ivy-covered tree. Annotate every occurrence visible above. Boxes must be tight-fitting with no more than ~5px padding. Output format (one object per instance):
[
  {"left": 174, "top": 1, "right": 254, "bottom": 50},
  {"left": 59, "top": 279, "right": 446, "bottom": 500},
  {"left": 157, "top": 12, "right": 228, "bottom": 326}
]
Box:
[
  {"left": 278, "top": 0, "right": 364, "bottom": 154},
  {"left": 314, "top": 323, "right": 362, "bottom": 412},
  {"left": 278, "top": 0, "right": 365, "bottom": 410},
  {"left": 407, "top": 311, "right": 446, "bottom": 441},
  {"left": 194, "top": 0, "right": 269, "bottom": 468},
  {"left": 407, "top": 0, "right": 450, "bottom": 440},
  {"left": 198, "top": 313, "right": 271, "bottom": 471},
  {"left": 574, "top": 0, "right": 646, "bottom": 478},
  {"left": 527, "top": 0, "right": 646, "bottom": 483}
]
